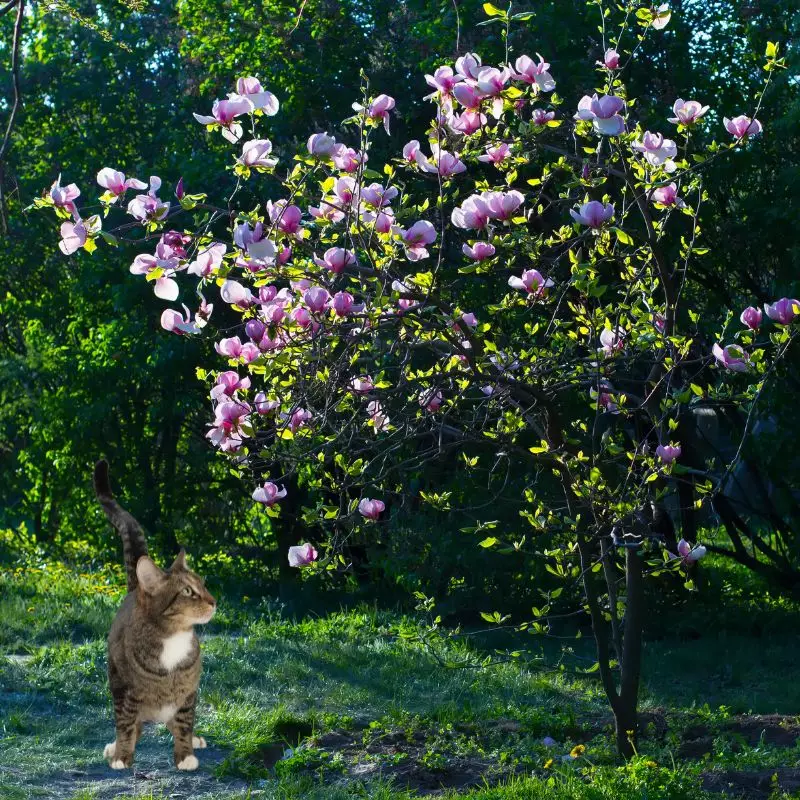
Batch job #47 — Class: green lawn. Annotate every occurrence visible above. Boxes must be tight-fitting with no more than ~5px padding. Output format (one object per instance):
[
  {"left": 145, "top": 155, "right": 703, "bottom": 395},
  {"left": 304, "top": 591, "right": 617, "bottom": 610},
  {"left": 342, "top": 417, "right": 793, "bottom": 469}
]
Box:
[{"left": 1, "top": 558, "right": 800, "bottom": 799}]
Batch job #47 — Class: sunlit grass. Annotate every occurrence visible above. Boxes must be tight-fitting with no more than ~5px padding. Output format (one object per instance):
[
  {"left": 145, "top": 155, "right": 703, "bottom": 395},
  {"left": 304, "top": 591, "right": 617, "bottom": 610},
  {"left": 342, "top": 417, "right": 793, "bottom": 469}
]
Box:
[{"left": 1, "top": 555, "right": 800, "bottom": 799}]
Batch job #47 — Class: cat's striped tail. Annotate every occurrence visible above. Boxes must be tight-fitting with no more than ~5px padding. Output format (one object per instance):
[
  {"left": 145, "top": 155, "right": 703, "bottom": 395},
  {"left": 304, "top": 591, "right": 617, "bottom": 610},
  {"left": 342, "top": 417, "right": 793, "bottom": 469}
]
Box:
[{"left": 93, "top": 459, "right": 148, "bottom": 593}]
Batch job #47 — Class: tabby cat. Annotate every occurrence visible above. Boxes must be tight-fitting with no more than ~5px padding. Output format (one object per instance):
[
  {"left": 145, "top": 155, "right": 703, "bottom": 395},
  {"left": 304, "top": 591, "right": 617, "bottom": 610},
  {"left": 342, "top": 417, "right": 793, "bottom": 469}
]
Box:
[{"left": 93, "top": 459, "right": 216, "bottom": 771}]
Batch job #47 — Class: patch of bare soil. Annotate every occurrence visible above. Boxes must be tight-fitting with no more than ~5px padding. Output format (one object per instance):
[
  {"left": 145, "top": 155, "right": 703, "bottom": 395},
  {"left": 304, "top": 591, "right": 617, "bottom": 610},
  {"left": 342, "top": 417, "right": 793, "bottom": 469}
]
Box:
[
  {"left": 701, "top": 768, "right": 800, "bottom": 799},
  {"left": 295, "top": 723, "right": 514, "bottom": 796}
]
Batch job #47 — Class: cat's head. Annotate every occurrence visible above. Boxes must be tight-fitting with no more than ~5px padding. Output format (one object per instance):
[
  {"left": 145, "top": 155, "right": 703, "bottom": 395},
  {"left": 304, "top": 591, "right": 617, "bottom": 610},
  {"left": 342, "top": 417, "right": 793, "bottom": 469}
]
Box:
[{"left": 135, "top": 551, "right": 216, "bottom": 629}]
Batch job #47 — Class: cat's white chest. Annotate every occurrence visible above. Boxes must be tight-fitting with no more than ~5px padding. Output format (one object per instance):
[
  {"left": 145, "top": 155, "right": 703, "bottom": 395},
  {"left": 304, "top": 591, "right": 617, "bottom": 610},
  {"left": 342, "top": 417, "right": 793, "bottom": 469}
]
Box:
[{"left": 160, "top": 631, "right": 194, "bottom": 671}]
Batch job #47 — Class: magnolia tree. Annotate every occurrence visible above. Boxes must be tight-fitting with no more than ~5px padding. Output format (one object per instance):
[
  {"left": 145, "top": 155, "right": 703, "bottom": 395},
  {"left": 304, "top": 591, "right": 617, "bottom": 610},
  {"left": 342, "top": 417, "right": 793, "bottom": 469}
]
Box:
[{"left": 38, "top": 1, "right": 791, "bottom": 756}]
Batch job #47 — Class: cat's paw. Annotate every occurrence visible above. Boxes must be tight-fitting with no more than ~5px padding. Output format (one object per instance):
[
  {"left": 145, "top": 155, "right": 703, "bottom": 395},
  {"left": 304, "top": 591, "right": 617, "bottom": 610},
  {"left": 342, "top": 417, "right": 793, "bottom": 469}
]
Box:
[
  {"left": 103, "top": 741, "right": 117, "bottom": 760},
  {"left": 176, "top": 754, "right": 199, "bottom": 771},
  {"left": 109, "top": 759, "right": 128, "bottom": 770},
  {"left": 192, "top": 735, "right": 207, "bottom": 749}
]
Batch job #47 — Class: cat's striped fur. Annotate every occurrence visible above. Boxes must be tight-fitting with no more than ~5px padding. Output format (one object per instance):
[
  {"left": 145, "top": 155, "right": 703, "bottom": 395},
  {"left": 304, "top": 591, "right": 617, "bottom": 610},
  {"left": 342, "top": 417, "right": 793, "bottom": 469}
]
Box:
[{"left": 94, "top": 460, "right": 216, "bottom": 771}]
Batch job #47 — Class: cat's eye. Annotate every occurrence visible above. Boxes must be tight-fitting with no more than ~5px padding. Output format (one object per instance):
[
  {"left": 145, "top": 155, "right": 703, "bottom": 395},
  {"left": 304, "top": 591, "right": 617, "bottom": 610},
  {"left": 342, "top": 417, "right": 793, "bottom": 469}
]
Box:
[{"left": 182, "top": 586, "right": 194, "bottom": 596}]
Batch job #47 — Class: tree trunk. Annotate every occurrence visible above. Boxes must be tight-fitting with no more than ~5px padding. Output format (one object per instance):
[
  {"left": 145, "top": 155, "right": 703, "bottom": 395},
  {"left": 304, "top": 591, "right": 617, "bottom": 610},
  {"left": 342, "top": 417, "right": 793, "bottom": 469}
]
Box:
[{"left": 614, "top": 546, "right": 645, "bottom": 758}]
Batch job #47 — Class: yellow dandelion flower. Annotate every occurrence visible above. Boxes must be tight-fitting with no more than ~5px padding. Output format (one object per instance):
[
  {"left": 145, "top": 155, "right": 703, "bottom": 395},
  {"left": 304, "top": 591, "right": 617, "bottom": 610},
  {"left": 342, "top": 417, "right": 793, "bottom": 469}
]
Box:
[{"left": 570, "top": 744, "right": 586, "bottom": 758}]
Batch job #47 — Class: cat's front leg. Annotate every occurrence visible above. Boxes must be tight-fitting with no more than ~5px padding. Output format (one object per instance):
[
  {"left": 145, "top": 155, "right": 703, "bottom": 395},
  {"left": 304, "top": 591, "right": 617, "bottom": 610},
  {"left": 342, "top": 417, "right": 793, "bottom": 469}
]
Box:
[{"left": 167, "top": 691, "right": 199, "bottom": 770}]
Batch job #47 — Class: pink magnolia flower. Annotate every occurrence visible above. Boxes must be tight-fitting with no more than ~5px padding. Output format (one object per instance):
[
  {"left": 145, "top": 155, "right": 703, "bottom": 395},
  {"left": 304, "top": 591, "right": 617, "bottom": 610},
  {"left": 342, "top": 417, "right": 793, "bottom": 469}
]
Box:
[
  {"left": 309, "top": 201, "right": 345, "bottom": 224},
  {"left": 358, "top": 498, "right": 385, "bottom": 521},
  {"left": 668, "top": 538, "right": 707, "bottom": 566},
  {"left": 450, "top": 110, "right": 486, "bottom": 134},
  {"left": 215, "top": 335, "right": 261, "bottom": 362},
  {"left": 160, "top": 305, "right": 200, "bottom": 335},
  {"left": 291, "top": 306, "right": 320, "bottom": 332},
  {"left": 367, "top": 400, "right": 390, "bottom": 433},
  {"left": 668, "top": 98, "right": 709, "bottom": 125},
  {"left": 455, "top": 52, "right": 482, "bottom": 80},
  {"left": 96, "top": 168, "right": 147, "bottom": 200},
  {"left": 193, "top": 96, "right": 254, "bottom": 142},
  {"left": 570, "top": 200, "right": 614, "bottom": 228},
  {"left": 211, "top": 370, "right": 251, "bottom": 401},
  {"left": 656, "top": 444, "right": 681, "bottom": 463},
  {"left": 304, "top": 286, "right": 331, "bottom": 313},
  {"left": 453, "top": 82, "right": 483, "bottom": 111},
  {"left": 307, "top": 132, "right": 337, "bottom": 157},
  {"left": 508, "top": 268, "right": 553, "bottom": 297},
  {"left": 462, "top": 241, "right": 495, "bottom": 261},
  {"left": 288, "top": 543, "right": 318, "bottom": 567},
  {"left": 401, "top": 220, "right": 437, "bottom": 261},
  {"left": 512, "top": 55, "right": 555, "bottom": 92},
  {"left": 361, "top": 207, "right": 395, "bottom": 233},
  {"left": 285, "top": 407, "right": 312, "bottom": 433},
  {"left": 740, "top": 306, "right": 762, "bottom": 330},
  {"left": 187, "top": 241, "right": 226, "bottom": 277},
  {"left": 221, "top": 279, "right": 256, "bottom": 308},
  {"left": 129, "top": 247, "right": 182, "bottom": 302},
  {"left": 332, "top": 291, "right": 355, "bottom": 317},
  {"left": 451, "top": 195, "right": 491, "bottom": 230},
  {"left": 235, "top": 76, "right": 279, "bottom": 115},
  {"left": 196, "top": 296, "right": 213, "bottom": 328},
  {"left": 332, "top": 144, "right": 366, "bottom": 173},
  {"left": 651, "top": 3, "right": 671, "bottom": 29},
  {"left": 332, "top": 176, "right": 357, "bottom": 207},
  {"left": 254, "top": 392, "right": 280, "bottom": 415},
  {"left": 252, "top": 481, "right": 287, "bottom": 506},
  {"left": 599, "top": 327, "right": 625, "bottom": 356},
  {"left": 127, "top": 176, "right": 169, "bottom": 223},
  {"left": 478, "top": 143, "right": 511, "bottom": 165},
  {"left": 238, "top": 139, "right": 278, "bottom": 169},
  {"left": 49, "top": 175, "right": 80, "bottom": 213},
  {"left": 599, "top": 48, "right": 620, "bottom": 69},
  {"left": 482, "top": 190, "right": 524, "bottom": 221},
  {"left": 460, "top": 312, "right": 478, "bottom": 328},
  {"left": 206, "top": 400, "right": 252, "bottom": 452},
  {"left": 402, "top": 140, "right": 420, "bottom": 163},
  {"left": 724, "top": 115, "right": 763, "bottom": 139},
  {"left": 633, "top": 131, "right": 677, "bottom": 170},
  {"left": 590, "top": 385, "right": 620, "bottom": 414},
  {"left": 368, "top": 94, "right": 396, "bottom": 133},
  {"left": 530, "top": 108, "right": 555, "bottom": 126},
  {"left": 712, "top": 343, "right": 750, "bottom": 372},
  {"left": 425, "top": 66, "right": 463, "bottom": 95},
  {"left": 476, "top": 66, "right": 512, "bottom": 96},
  {"left": 267, "top": 200, "right": 303, "bottom": 235},
  {"left": 314, "top": 247, "right": 356, "bottom": 274},
  {"left": 414, "top": 147, "right": 466, "bottom": 178},
  {"left": 574, "top": 94, "right": 625, "bottom": 136},
  {"left": 244, "top": 319, "right": 265, "bottom": 344},
  {"left": 419, "top": 388, "right": 443, "bottom": 412},
  {"left": 350, "top": 376, "right": 374, "bottom": 394},
  {"left": 59, "top": 219, "right": 87, "bottom": 255},
  {"left": 361, "top": 183, "right": 398, "bottom": 208},
  {"left": 651, "top": 183, "right": 685, "bottom": 208},
  {"left": 764, "top": 298, "right": 800, "bottom": 325},
  {"left": 234, "top": 221, "right": 276, "bottom": 262}
]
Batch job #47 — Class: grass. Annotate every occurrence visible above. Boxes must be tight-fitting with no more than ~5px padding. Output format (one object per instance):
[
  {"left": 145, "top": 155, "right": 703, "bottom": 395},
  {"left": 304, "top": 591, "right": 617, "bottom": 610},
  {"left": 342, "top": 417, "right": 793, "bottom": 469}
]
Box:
[{"left": 1, "top": 553, "right": 800, "bottom": 799}]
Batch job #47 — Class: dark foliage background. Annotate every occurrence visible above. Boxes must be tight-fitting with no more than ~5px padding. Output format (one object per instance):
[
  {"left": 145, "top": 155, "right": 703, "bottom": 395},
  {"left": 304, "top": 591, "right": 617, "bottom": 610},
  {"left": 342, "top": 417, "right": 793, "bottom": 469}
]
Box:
[{"left": 0, "top": 0, "right": 797, "bottom": 607}]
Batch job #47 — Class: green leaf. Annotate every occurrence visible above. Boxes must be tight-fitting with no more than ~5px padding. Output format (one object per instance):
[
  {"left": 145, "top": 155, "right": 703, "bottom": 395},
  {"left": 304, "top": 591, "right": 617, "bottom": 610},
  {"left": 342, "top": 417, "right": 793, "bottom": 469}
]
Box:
[
  {"left": 614, "top": 227, "right": 634, "bottom": 245},
  {"left": 483, "top": 2, "right": 505, "bottom": 16},
  {"left": 479, "top": 536, "right": 499, "bottom": 548}
]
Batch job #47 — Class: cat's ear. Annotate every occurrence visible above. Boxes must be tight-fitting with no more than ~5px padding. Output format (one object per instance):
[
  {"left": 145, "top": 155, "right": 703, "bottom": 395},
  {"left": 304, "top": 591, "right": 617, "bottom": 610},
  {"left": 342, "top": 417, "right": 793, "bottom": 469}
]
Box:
[
  {"left": 136, "top": 556, "right": 165, "bottom": 593},
  {"left": 170, "top": 548, "right": 188, "bottom": 572}
]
